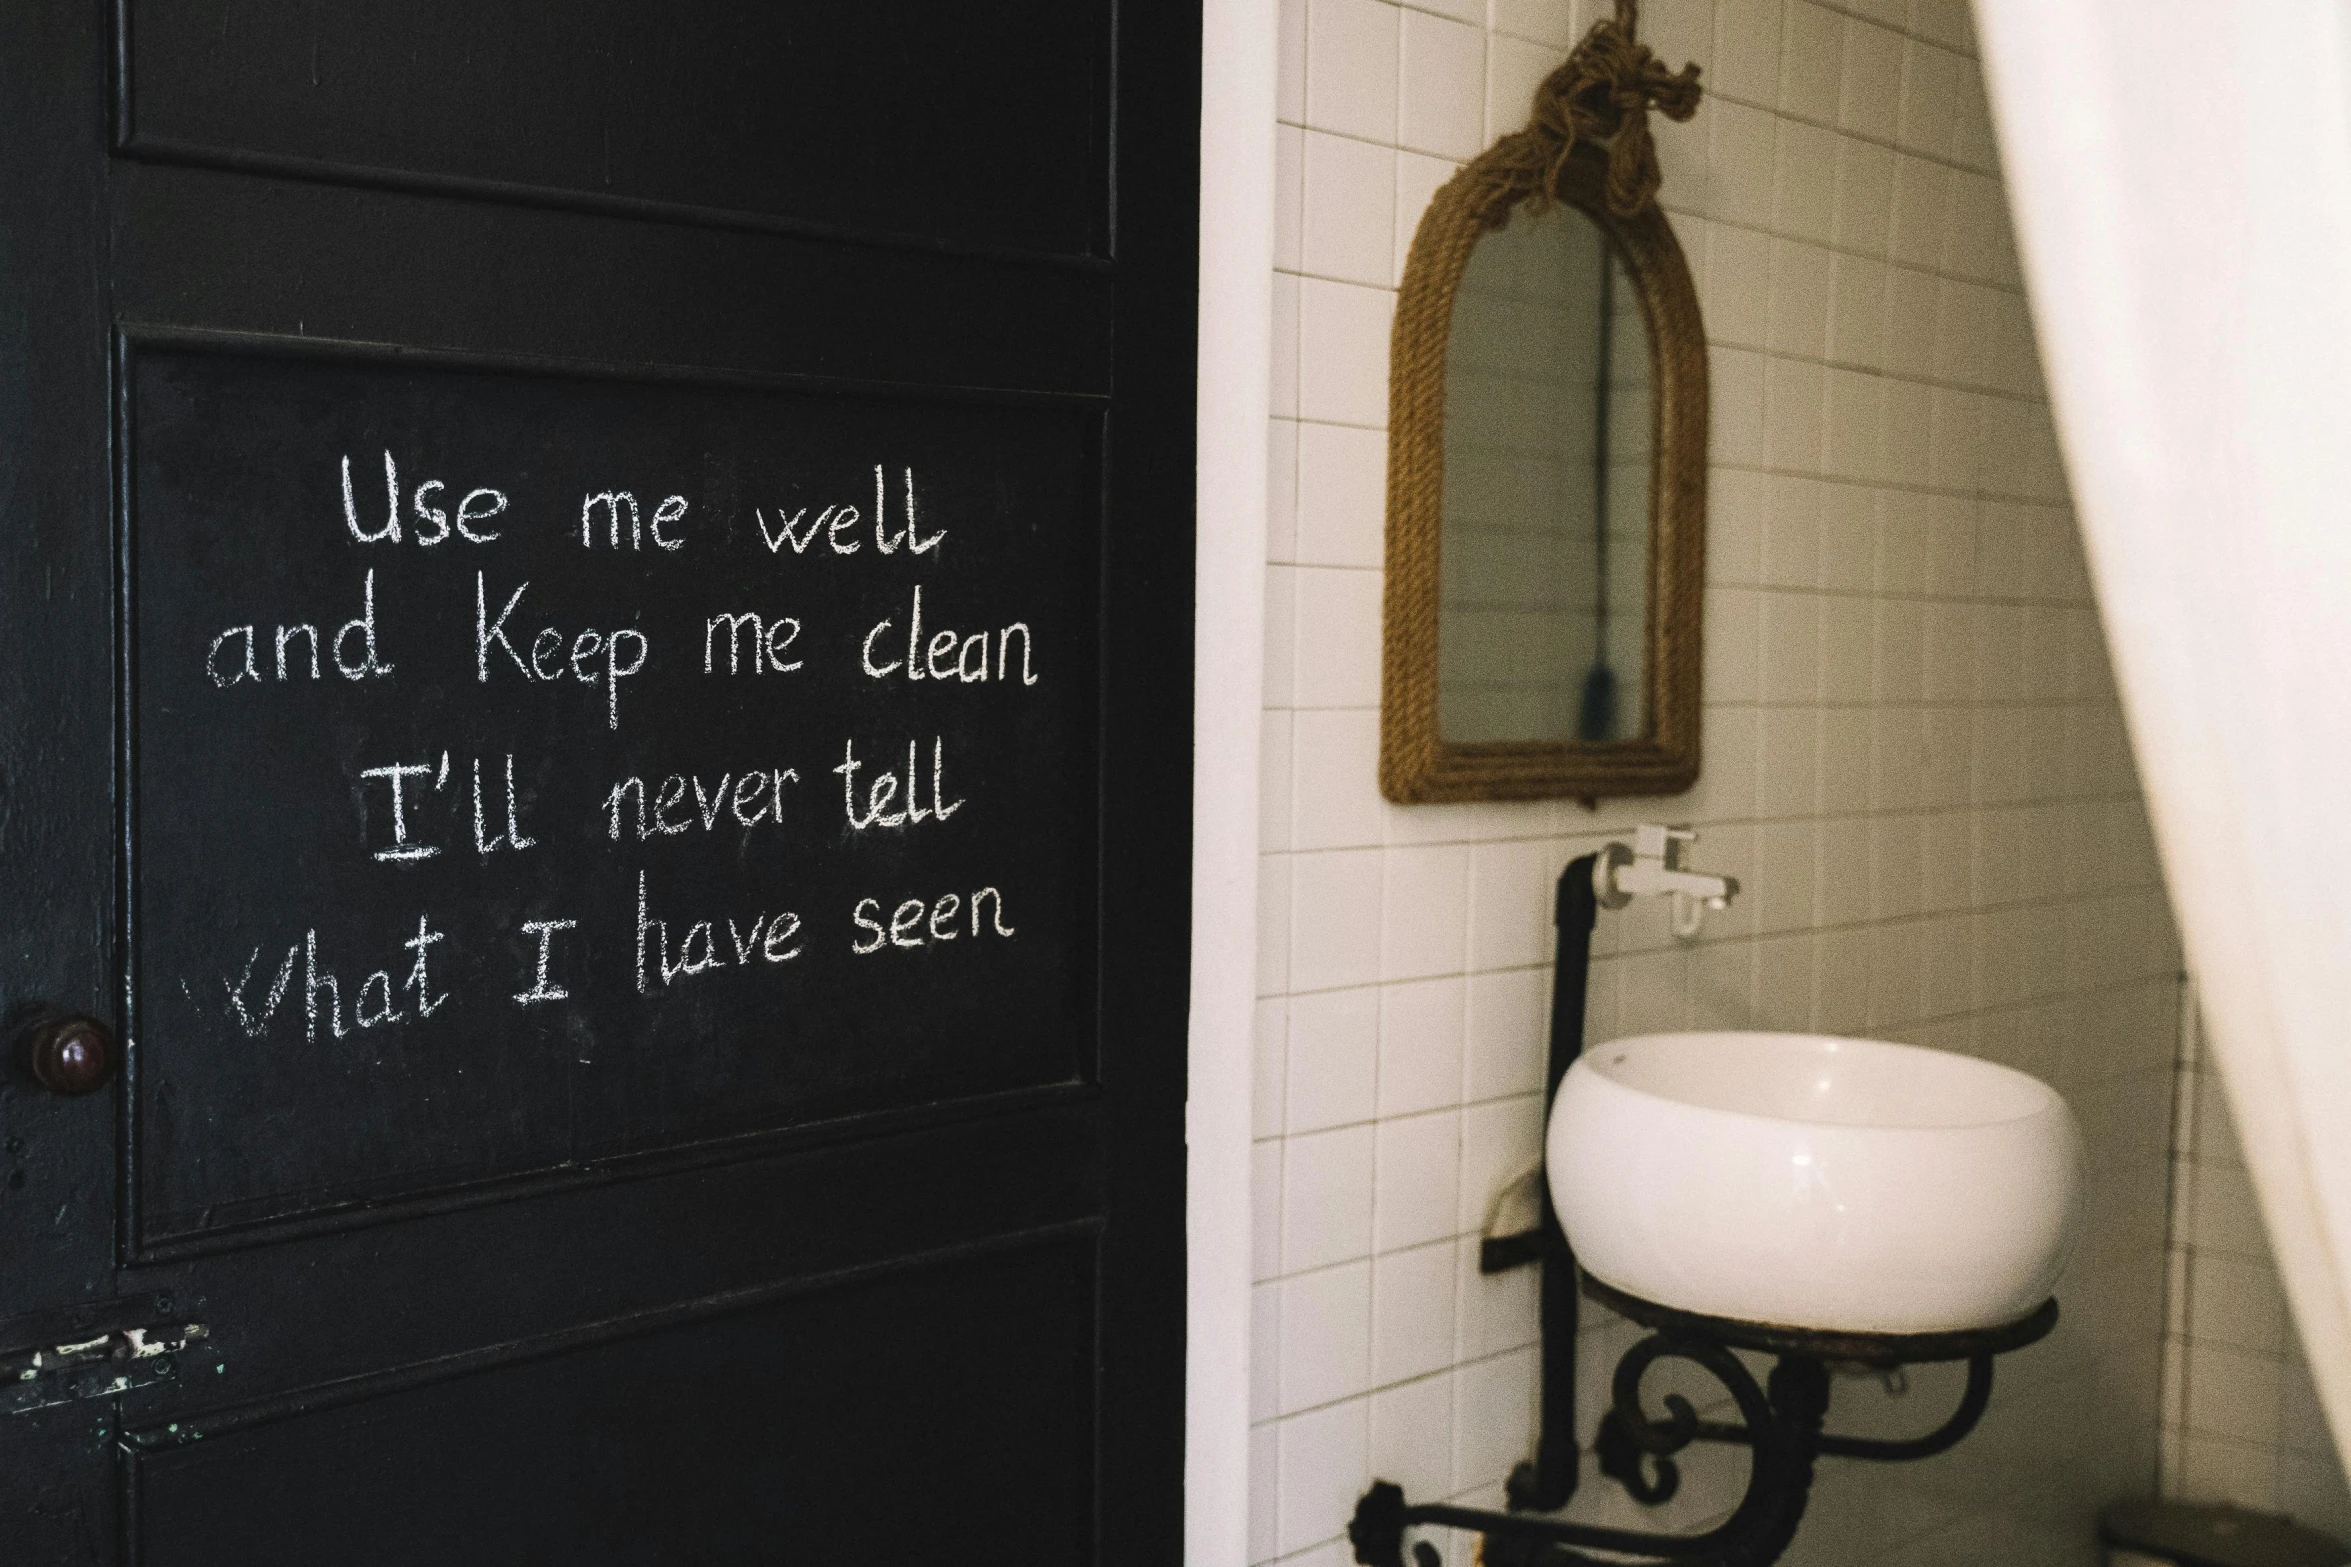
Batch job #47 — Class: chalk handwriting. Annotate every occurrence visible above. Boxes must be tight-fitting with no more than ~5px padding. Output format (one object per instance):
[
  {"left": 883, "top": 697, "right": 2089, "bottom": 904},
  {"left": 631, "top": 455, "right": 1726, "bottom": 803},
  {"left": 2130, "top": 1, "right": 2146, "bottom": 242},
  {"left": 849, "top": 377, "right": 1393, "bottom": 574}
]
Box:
[
  {"left": 194, "top": 434, "right": 1057, "bottom": 1049},
  {"left": 859, "top": 584, "right": 1035, "bottom": 685},
  {"left": 753, "top": 466, "right": 942, "bottom": 557},
  {"left": 702, "top": 611, "right": 804, "bottom": 676},
  {"left": 513, "top": 918, "right": 579, "bottom": 1005},
  {"left": 208, "top": 569, "right": 394, "bottom": 686},
  {"left": 222, "top": 943, "right": 299, "bottom": 1038},
  {"left": 341, "top": 450, "right": 505, "bottom": 545},
  {"left": 604, "top": 765, "right": 799, "bottom": 842},
  {"left": 832, "top": 737, "right": 964, "bottom": 830},
  {"left": 359, "top": 752, "right": 449, "bottom": 863},
  {"left": 849, "top": 887, "right": 1014, "bottom": 954},
  {"left": 634, "top": 870, "right": 803, "bottom": 994},
  {"left": 474, "top": 573, "right": 648, "bottom": 729},
  {"left": 473, "top": 754, "right": 538, "bottom": 856},
  {"left": 872, "top": 466, "right": 945, "bottom": 556},
  {"left": 580, "top": 490, "right": 688, "bottom": 551},
  {"left": 219, "top": 915, "right": 449, "bottom": 1041}
]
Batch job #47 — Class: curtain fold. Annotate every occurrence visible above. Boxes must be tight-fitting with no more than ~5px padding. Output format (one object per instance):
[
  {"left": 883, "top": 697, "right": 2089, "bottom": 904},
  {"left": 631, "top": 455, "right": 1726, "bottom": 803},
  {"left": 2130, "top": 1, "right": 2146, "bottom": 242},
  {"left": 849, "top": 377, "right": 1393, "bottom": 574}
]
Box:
[{"left": 1973, "top": 0, "right": 2351, "bottom": 1450}]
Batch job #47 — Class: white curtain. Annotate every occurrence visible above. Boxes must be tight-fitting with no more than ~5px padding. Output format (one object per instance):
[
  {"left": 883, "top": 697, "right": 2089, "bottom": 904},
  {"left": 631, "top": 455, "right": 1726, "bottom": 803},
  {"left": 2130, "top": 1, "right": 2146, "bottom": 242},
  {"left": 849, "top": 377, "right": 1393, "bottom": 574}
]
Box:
[{"left": 1974, "top": 0, "right": 2351, "bottom": 1449}]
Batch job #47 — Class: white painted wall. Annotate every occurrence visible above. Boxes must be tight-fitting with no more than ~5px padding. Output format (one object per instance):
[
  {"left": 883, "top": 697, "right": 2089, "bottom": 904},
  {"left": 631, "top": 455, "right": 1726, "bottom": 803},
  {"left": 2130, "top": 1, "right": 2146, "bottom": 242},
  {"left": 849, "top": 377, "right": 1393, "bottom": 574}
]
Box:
[{"left": 1193, "top": 0, "right": 1280, "bottom": 1562}]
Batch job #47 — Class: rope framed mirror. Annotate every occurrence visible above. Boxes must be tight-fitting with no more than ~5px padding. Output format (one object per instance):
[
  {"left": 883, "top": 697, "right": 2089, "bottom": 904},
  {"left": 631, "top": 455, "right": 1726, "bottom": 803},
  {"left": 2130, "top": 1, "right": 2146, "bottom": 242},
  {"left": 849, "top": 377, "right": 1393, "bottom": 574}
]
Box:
[{"left": 1378, "top": 3, "right": 1707, "bottom": 804}]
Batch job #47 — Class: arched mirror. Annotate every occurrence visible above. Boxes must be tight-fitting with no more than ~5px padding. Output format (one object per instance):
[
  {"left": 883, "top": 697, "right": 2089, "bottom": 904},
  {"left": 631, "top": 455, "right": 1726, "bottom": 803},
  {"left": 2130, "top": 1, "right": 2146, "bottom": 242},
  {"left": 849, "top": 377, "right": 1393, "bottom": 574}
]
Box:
[{"left": 1380, "top": 16, "right": 1705, "bottom": 803}]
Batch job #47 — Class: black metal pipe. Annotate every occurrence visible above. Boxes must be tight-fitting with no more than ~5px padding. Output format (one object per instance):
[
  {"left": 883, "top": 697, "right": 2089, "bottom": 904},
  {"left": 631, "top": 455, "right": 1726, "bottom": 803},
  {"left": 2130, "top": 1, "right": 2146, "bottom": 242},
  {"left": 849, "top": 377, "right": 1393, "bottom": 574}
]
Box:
[{"left": 1505, "top": 854, "right": 1601, "bottom": 1514}]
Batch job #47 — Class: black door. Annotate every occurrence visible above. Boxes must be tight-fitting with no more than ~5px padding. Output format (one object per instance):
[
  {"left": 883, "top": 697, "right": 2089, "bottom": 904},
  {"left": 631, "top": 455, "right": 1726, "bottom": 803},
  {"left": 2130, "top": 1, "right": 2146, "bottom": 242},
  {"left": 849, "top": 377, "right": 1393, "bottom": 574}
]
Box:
[{"left": 0, "top": 5, "right": 1195, "bottom": 1562}]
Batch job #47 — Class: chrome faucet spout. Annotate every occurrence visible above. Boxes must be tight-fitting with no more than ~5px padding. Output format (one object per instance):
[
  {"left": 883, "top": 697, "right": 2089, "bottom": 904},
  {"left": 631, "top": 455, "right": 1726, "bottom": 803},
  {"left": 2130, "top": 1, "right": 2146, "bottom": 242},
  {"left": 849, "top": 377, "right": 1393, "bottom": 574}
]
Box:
[{"left": 1593, "top": 824, "right": 1740, "bottom": 937}]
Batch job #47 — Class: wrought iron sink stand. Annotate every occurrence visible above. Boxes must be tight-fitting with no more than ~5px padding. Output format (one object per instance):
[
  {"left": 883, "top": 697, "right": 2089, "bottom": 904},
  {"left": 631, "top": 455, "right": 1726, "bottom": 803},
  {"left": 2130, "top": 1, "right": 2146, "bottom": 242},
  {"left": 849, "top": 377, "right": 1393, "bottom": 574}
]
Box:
[{"left": 1347, "top": 852, "right": 2059, "bottom": 1567}]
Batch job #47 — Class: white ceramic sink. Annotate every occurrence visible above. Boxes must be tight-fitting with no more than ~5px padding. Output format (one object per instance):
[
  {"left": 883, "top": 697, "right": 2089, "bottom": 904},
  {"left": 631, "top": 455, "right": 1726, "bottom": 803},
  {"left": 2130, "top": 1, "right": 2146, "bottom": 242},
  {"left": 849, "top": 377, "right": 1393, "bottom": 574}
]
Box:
[{"left": 1548, "top": 1031, "right": 2084, "bottom": 1335}]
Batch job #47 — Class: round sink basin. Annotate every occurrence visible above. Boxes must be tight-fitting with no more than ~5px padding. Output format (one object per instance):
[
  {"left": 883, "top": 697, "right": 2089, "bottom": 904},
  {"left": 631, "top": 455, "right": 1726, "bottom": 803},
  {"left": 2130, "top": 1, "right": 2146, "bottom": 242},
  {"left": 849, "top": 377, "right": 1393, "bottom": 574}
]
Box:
[{"left": 1548, "top": 1031, "right": 2084, "bottom": 1335}]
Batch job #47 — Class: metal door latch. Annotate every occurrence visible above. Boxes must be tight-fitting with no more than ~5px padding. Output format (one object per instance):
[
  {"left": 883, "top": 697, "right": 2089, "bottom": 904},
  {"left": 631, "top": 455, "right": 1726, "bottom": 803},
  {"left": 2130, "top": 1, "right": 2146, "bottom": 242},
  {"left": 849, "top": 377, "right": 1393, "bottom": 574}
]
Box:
[{"left": 2, "top": 1295, "right": 208, "bottom": 1415}]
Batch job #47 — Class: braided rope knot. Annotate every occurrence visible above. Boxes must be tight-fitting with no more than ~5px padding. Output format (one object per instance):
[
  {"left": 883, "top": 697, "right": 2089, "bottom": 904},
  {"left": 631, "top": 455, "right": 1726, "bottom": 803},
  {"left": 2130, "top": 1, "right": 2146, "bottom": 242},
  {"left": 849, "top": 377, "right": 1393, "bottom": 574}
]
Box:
[{"left": 1463, "top": 15, "right": 1702, "bottom": 228}]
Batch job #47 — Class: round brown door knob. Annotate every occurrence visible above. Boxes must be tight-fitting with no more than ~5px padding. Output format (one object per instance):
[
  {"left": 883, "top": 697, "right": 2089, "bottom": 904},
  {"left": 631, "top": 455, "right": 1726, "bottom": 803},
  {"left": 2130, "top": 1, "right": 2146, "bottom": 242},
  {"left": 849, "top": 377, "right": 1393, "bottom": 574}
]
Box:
[{"left": 20, "top": 1015, "right": 116, "bottom": 1095}]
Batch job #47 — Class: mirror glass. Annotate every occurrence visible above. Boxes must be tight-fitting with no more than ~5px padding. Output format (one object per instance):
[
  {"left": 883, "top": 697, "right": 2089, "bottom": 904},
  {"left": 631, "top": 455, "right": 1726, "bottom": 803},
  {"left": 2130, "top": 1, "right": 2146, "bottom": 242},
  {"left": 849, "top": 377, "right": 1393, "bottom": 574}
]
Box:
[{"left": 1437, "top": 202, "right": 1651, "bottom": 745}]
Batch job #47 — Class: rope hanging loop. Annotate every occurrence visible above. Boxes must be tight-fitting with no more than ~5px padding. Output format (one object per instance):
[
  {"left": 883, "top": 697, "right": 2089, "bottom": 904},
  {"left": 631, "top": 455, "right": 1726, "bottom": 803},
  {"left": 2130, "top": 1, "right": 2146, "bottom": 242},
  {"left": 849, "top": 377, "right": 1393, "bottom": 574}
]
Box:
[{"left": 1467, "top": 0, "right": 1704, "bottom": 226}]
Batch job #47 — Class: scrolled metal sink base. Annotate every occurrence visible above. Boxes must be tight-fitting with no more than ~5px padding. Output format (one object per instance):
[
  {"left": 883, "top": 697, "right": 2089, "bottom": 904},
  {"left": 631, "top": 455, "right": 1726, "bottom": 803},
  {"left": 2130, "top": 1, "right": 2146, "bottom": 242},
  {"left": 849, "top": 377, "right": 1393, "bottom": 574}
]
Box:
[{"left": 1348, "top": 1280, "right": 2056, "bottom": 1567}]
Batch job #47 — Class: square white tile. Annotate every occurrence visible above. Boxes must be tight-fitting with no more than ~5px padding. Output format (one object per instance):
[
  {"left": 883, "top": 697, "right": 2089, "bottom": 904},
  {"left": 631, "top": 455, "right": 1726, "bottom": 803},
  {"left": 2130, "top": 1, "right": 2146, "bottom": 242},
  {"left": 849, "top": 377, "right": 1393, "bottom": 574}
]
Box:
[
  {"left": 1453, "top": 1347, "right": 1539, "bottom": 1494},
  {"left": 1301, "top": 131, "right": 1398, "bottom": 288},
  {"left": 1286, "top": 982, "right": 1381, "bottom": 1133},
  {"left": 1367, "top": 1373, "right": 1455, "bottom": 1504},
  {"left": 1374, "top": 1110, "right": 1463, "bottom": 1254},
  {"left": 1831, "top": 138, "right": 1897, "bottom": 257},
  {"left": 1276, "top": 1398, "right": 1371, "bottom": 1555},
  {"left": 1484, "top": 32, "right": 1557, "bottom": 145},
  {"left": 1897, "top": 37, "right": 1963, "bottom": 159},
  {"left": 1283, "top": 1123, "right": 1378, "bottom": 1273},
  {"left": 1467, "top": 842, "right": 1559, "bottom": 971},
  {"left": 1305, "top": 0, "right": 1401, "bottom": 142},
  {"left": 1297, "top": 277, "right": 1396, "bottom": 428},
  {"left": 1766, "top": 237, "right": 1833, "bottom": 358},
  {"left": 1703, "top": 220, "right": 1773, "bottom": 351},
  {"left": 1777, "top": 2, "right": 1843, "bottom": 123},
  {"left": 1489, "top": 0, "right": 1575, "bottom": 48},
  {"left": 1838, "top": 18, "right": 1903, "bottom": 141},
  {"left": 1291, "top": 848, "right": 1387, "bottom": 992},
  {"left": 1291, "top": 708, "right": 1386, "bottom": 851},
  {"left": 1710, "top": 0, "right": 1785, "bottom": 107},
  {"left": 1378, "top": 975, "right": 1468, "bottom": 1118},
  {"left": 1382, "top": 845, "right": 1471, "bottom": 979},
  {"left": 1764, "top": 355, "right": 1826, "bottom": 473},
  {"left": 1281, "top": 1259, "right": 1374, "bottom": 1411},
  {"left": 1827, "top": 252, "right": 1889, "bottom": 370},
  {"left": 1268, "top": 416, "right": 1302, "bottom": 563},
  {"left": 1772, "top": 118, "right": 1840, "bottom": 245},
  {"left": 1371, "top": 1240, "right": 1460, "bottom": 1382},
  {"left": 1399, "top": 10, "right": 1486, "bottom": 161},
  {"left": 1291, "top": 565, "right": 1383, "bottom": 708},
  {"left": 1464, "top": 966, "right": 1547, "bottom": 1102}
]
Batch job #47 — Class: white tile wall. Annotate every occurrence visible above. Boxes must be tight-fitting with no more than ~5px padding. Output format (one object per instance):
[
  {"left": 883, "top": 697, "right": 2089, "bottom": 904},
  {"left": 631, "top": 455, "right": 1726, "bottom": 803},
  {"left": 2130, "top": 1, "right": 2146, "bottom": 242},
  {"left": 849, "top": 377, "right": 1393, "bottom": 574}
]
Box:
[
  {"left": 1254, "top": 1, "right": 2193, "bottom": 1564},
  {"left": 2160, "top": 1002, "right": 2351, "bottom": 1544}
]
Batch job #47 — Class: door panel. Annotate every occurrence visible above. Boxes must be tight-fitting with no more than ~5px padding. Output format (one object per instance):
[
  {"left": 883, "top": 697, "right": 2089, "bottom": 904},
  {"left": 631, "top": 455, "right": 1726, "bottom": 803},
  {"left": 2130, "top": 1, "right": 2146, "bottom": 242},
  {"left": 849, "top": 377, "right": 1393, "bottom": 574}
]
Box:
[
  {"left": 108, "top": 165, "right": 1114, "bottom": 395},
  {"left": 121, "top": 0, "right": 1111, "bottom": 258},
  {"left": 125, "top": 1104, "right": 1099, "bottom": 1403},
  {"left": 129, "top": 1239, "right": 1093, "bottom": 1567},
  {"left": 0, "top": 0, "right": 1194, "bottom": 1559},
  {"left": 127, "top": 340, "right": 1099, "bottom": 1241},
  {"left": 0, "top": 0, "right": 118, "bottom": 1328}
]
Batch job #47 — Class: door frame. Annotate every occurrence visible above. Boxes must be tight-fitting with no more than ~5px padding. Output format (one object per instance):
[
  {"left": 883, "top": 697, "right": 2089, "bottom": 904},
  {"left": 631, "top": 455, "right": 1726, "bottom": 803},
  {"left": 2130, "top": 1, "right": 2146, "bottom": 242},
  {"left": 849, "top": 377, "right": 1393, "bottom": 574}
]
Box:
[{"left": 1185, "top": 1, "right": 1277, "bottom": 1563}]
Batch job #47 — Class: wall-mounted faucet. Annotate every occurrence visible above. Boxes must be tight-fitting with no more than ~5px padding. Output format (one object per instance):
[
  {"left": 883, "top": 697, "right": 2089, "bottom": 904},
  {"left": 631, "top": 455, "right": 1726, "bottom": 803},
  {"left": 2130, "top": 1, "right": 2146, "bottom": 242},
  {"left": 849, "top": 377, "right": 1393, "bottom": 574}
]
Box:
[{"left": 1594, "top": 824, "right": 1738, "bottom": 939}]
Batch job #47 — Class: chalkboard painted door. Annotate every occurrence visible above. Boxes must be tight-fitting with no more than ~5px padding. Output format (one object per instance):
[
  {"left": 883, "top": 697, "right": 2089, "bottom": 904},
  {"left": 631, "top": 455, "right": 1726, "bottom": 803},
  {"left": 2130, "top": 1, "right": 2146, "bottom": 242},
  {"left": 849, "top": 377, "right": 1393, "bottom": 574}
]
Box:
[{"left": 0, "top": 4, "right": 1195, "bottom": 1561}]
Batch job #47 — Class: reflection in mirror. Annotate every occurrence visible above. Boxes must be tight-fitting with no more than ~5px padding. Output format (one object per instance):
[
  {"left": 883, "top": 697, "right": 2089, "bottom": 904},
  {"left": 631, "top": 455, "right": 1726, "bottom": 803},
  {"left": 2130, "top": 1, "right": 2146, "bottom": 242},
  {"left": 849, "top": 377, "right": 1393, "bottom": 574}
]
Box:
[{"left": 1438, "top": 203, "right": 1650, "bottom": 746}]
